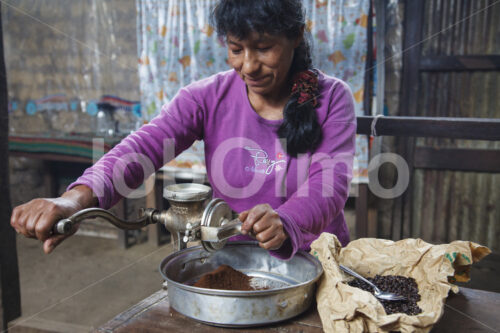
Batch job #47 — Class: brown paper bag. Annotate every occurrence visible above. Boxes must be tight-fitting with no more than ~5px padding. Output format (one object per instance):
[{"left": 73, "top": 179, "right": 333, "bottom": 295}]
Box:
[{"left": 310, "top": 233, "right": 491, "bottom": 333}]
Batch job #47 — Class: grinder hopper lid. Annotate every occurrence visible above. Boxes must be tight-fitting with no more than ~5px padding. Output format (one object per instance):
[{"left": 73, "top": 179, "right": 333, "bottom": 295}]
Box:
[{"left": 163, "top": 183, "right": 212, "bottom": 202}]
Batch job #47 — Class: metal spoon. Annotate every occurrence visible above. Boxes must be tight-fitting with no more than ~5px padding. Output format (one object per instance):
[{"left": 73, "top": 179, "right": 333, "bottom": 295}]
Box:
[{"left": 339, "top": 265, "right": 407, "bottom": 301}]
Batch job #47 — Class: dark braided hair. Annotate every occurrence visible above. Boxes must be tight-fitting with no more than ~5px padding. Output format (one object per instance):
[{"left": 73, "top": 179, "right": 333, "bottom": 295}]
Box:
[{"left": 211, "top": 0, "right": 322, "bottom": 157}]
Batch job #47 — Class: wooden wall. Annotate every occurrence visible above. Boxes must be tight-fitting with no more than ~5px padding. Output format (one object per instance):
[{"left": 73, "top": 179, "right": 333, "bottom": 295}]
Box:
[{"left": 393, "top": 0, "right": 500, "bottom": 251}]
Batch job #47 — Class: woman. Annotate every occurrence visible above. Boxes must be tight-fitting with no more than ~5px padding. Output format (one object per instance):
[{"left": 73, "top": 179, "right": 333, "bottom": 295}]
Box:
[{"left": 11, "top": 0, "right": 356, "bottom": 259}]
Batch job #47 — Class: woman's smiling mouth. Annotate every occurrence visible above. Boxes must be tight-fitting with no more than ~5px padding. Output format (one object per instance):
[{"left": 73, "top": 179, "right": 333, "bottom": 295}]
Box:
[{"left": 245, "top": 75, "right": 270, "bottom": 87}]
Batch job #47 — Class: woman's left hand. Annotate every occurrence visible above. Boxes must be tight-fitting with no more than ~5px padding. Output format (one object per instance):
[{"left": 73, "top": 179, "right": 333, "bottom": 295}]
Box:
[{"left": 239, "top": 204, "right": 288, "bottom": 251}]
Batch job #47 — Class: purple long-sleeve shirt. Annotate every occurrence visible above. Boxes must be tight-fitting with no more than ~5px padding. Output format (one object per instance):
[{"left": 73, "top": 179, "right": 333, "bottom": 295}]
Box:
[{"left": 69, "top": 69, "right": 356, "bottom": 259}]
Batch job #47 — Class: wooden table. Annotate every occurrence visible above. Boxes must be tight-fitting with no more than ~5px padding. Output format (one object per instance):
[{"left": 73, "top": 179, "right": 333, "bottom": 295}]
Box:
[{"left": 96, "top": 287, "right": 500, "bottom": 332}]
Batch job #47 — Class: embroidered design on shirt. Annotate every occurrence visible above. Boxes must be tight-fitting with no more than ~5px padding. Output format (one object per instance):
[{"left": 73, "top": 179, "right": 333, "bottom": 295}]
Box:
[{"left": 244, "top": 146, "right": 286, "bottom": 175}]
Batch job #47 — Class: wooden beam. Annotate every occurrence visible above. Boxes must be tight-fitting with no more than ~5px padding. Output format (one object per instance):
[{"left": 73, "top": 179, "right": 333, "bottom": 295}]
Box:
[
  {"left": 0, "top": 4, "right": 21, "bottom": 329},
  {"left": 355, "top": 184, "right": 369, "bottom": 238},
  {"left": 420, "top": 55, "right": 500, "bottom": 72},
  {"left": 362, "top": 0, "right": 374, "bottom": 116},
  {"left": 357, "top": 116, "right": 500, "bottom": 141},
  {"left": 413, "top": 147, "right": 500, "bottom": 173}
]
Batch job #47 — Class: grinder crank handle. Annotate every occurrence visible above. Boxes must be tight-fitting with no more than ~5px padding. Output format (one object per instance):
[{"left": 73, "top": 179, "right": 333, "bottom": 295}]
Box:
[
  {"left": 201, "top": 218, "right": 256, "bottom": 242},
  {"left": 52, "top": 207, "right": 160, "bottom": 235},
  {"left": 222, "top": 219, "right": 257, "bottom": 239},
  {"left": 217, "top": 218, "right": 244, "bottom": 241}
]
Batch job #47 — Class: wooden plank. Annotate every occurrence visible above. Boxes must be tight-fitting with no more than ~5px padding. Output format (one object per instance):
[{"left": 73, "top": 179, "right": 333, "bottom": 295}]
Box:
[
  {"left": 357, "top": 116, "right": 500, "bottom": 141},
  {"left": 447, "top": 171, "right": 458, "bottom": 242},
  {"left": 440, "top": 170, "right": 452, "bottom": 243},
  {"left": 421, "top": 170, "right": 435, "bottom": 242},
  {"left": 413, "top": 147, "right": 500, "bottom": 173},
  {"left": 363, "top": 0, "right": 373, "bottom": 116},
  {"left": 374, "top": 0, "right": 385, "bottom": 120},
  {"left": 97, "top": 290, "right": 168, "bottom": 332},
  {"left": 420, "top": 55, "right": 500, "bottom": 71},
  {"left": 96, "top": 287, "right": 500, "bottom": 333},
  {"left": 486, "top": 174, "right": 499, "bottom": 250},
  {"left": 461, "top": 173, "right": 472, "bottom": 243},
  {"left": 355, "top": 184, "right": 368, "bottom": 238},
  {"left": 432, "top": 170, "right": 447, "bottom": 243},
  {"left": 357, "top": 1, "right": 372, "bottom": 243},
  {"left": 411, "top": 169, "right": 424, "bottom": 238},
  {"left": 400, "top": 0, "right": 423, "bottom": 118},
  {"left": 433, "top": 287, "right": 500, "bottom": 333},
  {"left": 0, "top": 3, "right": 21, "bottom": 330},
  {"left": 395, "top": 0, "right": 425, "bottom": 242},
  {"left": 367, "top": 208, "right": 378, "bottom": 238},
  {"left": 474, "top": 173, "right": 488, "bottom": 245}
]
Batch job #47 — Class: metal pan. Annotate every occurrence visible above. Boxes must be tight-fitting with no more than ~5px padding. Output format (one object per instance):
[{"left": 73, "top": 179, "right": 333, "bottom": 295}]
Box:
[{"left": 159, "top": 241, "right": 323, "bottom": 327}]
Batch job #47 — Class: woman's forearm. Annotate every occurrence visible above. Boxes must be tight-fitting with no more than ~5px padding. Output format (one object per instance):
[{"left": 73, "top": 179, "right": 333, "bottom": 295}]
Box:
[{"left": 61, "top": 185, "right": 99, "bottom": 210}]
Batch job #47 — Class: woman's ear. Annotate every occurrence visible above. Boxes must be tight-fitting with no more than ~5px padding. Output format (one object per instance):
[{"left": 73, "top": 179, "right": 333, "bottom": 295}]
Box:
[{"left": 294, "top": 26, "right": 305, "bottom": 48}]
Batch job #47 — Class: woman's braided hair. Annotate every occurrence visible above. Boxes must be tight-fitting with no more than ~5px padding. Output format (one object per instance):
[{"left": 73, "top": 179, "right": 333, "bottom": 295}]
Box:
[{"left": 211, "top": 0, "right": 321, "bottom": 157}]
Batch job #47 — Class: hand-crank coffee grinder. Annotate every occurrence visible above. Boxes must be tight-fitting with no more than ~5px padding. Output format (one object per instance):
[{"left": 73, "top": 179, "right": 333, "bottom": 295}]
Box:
[{"left": 54, "top": 184, "right": 244, "bottom": 252}]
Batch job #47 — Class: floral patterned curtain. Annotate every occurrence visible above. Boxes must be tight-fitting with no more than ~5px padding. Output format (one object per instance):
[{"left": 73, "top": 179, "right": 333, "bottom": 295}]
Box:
[{"left": 136, "top": 0, "right": 369, "bottom": 182}]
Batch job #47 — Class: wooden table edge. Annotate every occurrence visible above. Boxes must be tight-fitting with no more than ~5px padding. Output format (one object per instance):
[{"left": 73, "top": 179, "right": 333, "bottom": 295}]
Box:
[
  {"left": 96, "top": 286, "right": 500, "bottom": 332},
  {"left": 95, "top": 290, "right": 168, "bottom": 332}
]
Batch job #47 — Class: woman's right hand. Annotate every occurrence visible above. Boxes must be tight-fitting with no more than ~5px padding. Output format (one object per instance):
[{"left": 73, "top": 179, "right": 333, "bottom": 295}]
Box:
[{"left": 10, "top": 185, "right": 97, "bottom": 254}]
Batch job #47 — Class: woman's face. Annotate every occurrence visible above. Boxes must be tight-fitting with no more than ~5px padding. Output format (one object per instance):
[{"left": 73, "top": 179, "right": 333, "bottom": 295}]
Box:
[{"left": 227, "top": 32, "right": 301, "bottom": 97}]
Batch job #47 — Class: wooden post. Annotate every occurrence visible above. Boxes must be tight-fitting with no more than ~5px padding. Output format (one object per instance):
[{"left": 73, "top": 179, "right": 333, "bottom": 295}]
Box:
[
  {"left": 0, "top": 4, "right": 22, "bottom": 329},
  {"left": 355, "top": 183, "right": 369, "bottom": 238},
  {"left": 394, "top": 0, "right": 425, "bottom": 240}
]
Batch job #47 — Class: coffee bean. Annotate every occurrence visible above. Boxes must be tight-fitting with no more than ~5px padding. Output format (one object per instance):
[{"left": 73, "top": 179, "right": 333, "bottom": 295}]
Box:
[{"left": 347, "top": 275, "right": 423, "bottom": 316}]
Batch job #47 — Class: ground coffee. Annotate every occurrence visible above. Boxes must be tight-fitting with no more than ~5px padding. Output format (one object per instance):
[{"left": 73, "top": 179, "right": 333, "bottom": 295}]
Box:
[
  {"left": 348, "top": 275, "right": 423, "bottom": 315},
  {"left": 193, "top": 265, "right": 254, "bottom": 290}
]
